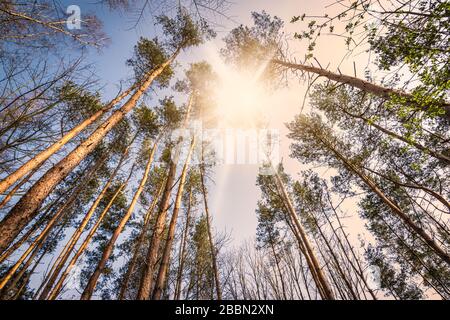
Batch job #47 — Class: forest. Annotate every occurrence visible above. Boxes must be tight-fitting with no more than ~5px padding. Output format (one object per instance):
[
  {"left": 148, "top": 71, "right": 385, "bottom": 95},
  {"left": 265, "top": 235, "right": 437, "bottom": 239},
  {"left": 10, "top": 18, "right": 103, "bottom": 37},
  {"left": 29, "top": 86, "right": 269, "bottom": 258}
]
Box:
[{"left": 0, "top": 0, "right": 448, "bottom": 301}]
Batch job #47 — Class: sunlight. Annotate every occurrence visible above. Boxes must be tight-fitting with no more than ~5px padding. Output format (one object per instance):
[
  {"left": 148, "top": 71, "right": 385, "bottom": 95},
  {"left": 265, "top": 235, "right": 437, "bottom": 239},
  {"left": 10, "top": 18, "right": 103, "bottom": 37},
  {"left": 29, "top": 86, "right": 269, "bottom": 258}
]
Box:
[{"left": 208, "top": 47, "right": 272, "bottom": 129}]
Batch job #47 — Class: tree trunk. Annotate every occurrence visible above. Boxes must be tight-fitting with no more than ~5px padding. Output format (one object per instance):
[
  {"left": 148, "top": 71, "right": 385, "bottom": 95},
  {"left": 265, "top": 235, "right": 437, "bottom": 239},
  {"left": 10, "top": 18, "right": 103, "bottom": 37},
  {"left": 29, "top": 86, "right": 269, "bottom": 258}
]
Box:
[
  {"left": 152, "top": 138, "right": 195, "bottom": 300},
  {"left": 137, "top": 93, "right": 194, "bottom": 300},
  {"left": 0, "top": 179, "right": 79, "bottom": 264},
  {"left": 0, "top": 50, "right": 179, "bottom": 254},
  {"left": 38, "top": 141, "right": 133, "bottom": 300},
  {"left": 0, "top": 166, "right": 40, "bottom": 209},
  {"left": 199, "top": 164, "right": 222, "bottom": 300},
  {"left": 272, "top": 168, "right": 335, "bottom": 300},
  {"left": 272, "top": 59, "right": 450, "bottom": 120},
  {"left": 118, "top": 175, "right": 166, "bottom": 300},
  {"left": 318, "top": 135, "right": 450, "bottom": 265},
  {"left": 48, "top": 164, "right": 136, "bottom": 300},
  {"left": 0, "top": 87, "right": 134, "bottom": 196},
  {"left": 343, "top": 109, "right": 450, "bottom": 165},
  {"left": 1, "top": 218, "right": 68, "bottom": 299},
  {"left": 0, "top": 157, "right": 103, "bottom": 291},
  {"left": 80, "top": 137, "right": 159, "bottom": 300},
  {"left": 174, "top": 191, "right": 192, "bottom": 300}
]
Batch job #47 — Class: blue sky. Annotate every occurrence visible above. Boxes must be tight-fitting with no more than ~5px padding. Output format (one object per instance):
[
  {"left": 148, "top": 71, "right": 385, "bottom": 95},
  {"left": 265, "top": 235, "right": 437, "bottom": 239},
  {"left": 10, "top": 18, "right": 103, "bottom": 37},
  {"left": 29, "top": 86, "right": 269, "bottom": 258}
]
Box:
[{"left": 58, "top": 0, "right": 372, "bottom": 246}]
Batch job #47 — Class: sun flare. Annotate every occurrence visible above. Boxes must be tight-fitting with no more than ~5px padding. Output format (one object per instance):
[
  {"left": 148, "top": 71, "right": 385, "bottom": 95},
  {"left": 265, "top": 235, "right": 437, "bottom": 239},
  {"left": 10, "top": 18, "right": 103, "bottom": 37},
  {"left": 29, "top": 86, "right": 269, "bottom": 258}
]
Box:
[{"left": 211, "top": 52, "right": 272, "bottom": 129}]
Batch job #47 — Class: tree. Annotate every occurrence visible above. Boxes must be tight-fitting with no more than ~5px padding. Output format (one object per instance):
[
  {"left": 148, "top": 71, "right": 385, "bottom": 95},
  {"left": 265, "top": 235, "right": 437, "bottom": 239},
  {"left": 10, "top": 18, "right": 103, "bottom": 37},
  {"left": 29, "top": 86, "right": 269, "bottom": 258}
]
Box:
[
  {"left": 222, "top": 11, "right": 450, "bottom": 119},
  {"left": 0, "top": 10, "right": 206, "bottom": 254}
]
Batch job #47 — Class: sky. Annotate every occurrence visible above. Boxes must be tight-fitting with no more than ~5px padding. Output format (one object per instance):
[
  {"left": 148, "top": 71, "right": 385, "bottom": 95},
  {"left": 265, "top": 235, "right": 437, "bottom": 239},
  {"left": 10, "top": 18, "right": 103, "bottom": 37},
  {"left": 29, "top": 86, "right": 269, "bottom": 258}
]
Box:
[
  {"left": 0, "top": 0, "right": 389, "bottom": 299},
  {"left": 60, "top": 0, "right": 375, "bottom": 247}
]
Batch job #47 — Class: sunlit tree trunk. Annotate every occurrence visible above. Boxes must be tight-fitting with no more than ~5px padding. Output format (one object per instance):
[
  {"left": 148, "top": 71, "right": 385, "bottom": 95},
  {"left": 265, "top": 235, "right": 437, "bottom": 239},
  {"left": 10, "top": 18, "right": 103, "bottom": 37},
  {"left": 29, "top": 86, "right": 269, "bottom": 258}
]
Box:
[
  {"left": 152, "top": 138, "right": 195, "bottom": 300},
  {"left": 81, "top": 137, "right": 159, "bottom": 300},
  {"left": 38, "top": 141, "right": 134, "bottom": 300},
  {"left": 0, "top": 199, "right": 57, "bottom": 265},
  {"left": 0, "top": 157, "right": 103, "bottom": 291},
  {"left": 0, "top": 166, "right": 40, "bottom": 209},
  {"left": 0, "top": 218, "right": 68, "bottom": 299},
  {"left": 48, "top": 164, "right": 136, "bottom": 300},
  {"left": 174, "top": 191, "right": 193, "bottom": 300},
  {"left": 316, "top": 135, "right": 450, "bottom": 265},
  {"left": 11, "top": 245, "right": 47, "bottom": 300},
  {"left": 136, "top": 158, "right": 177, "bottom": 300},
  {"left": 0, "top": 87, "right": 134, "bottom": 196},
  {"left": 118, "top": 176, "right": 166, "bottom": 300},
  {"left": 0, "top": 50, "right": 179, "bottom": 254},
  {"left": 272, "top": 168, "right": 335, "bottom": 300},
  {"left": 272, "top": 59, "right": 450, "bottom": 119},
  {"left": 137, "top": 94, "right": 194, "bottom": 300}
]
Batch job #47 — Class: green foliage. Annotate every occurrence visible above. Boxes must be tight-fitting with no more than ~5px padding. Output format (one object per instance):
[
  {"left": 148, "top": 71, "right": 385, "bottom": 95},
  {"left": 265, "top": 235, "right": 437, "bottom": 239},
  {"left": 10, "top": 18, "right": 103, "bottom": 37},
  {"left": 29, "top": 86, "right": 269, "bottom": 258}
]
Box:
[
  {"left": 156, "top": 8, "right": 213, "bottom": 51},
  {"left": 57, "top": 82, "right": 103, "bottom": 124},
  {"left": 221, "top": 11, "right": 284, "bottom": 69},
  {"left": 126, "top": 37, "right": 174, "bottom": 88},
  {"left": 132, "top": 104, "right": 159, "bottom": 137},
  {"left": 156, "top": 96, "right": 183, "bottom": 129}
]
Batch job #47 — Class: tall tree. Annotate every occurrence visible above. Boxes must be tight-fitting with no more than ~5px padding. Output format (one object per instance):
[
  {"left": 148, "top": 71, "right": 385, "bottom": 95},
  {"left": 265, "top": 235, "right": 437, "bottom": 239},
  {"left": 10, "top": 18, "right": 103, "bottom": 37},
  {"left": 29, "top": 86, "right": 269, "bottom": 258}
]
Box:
[{"left": 0, "top": 10, "right": 206, "bottom": 254}]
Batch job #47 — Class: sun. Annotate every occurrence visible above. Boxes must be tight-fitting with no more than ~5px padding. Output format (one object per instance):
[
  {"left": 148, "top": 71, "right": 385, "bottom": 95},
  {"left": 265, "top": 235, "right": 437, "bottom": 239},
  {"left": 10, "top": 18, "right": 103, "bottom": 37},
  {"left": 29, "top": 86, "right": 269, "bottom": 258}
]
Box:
[{"left": 212, "top": 56, "right": 271, "bottom": 129}]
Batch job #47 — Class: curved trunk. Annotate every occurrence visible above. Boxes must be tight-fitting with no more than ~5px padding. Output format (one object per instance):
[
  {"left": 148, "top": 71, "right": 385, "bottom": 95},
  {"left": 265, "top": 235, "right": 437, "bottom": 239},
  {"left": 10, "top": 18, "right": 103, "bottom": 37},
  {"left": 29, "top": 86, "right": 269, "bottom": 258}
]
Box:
[
  {"left": 80, "top": 137, "right": 159, "bottom": 300},
  {"left": 0, "top": 50, "right": 178, "bottom": 254}
]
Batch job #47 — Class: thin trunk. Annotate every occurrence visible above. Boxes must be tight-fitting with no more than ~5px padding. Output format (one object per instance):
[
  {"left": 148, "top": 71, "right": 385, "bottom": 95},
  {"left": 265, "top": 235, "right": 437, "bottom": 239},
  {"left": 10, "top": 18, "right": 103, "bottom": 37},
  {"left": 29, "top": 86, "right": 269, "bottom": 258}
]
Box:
[
  {"left": 49, "top": 164, "right": 136, "bottom": 300},
  {"left": 310, "top": 212, "right": 359, "bottom": 299},
  {"left": 152, "top": 137, "right": 195, "bottom": 300},
  {"left": 11, "top": 245, "right": 47, "bottom": 300},
  {"left": 2, "top": 219, "right": 67, "bottom": 299},
  {"left": 199, "top": 154, "right": 222, "bottom": 300},
  {"left": 322, "top": 195, "right": 377, "bottom": 300},
  {"left": 136, "top": 160, "right": 176, "bottom": 300},
  {"left": 0, "top": 86, "right": 134, "bottom": 195},
  {"left": 0, "top": 166, "right": 39, "bottom": 209},
  {"left": 0, "top": 49, "right": 179, "bottom": 254},
  {"left": 284, "top": 209, "right": 326, "bottom": 298},
  {"left": 272, "top": 59, "right": 450, "bottom": 119},
  {"left": 0, "top": 157, "right": 103, "bottom": 290},
  {"left": 80, "top": 137, "right": 159, "bottom": 300},
  {"left": 0, "top": 177, "right": 79, "bottom": 264},
  {"left": 0, "top": 202, "right": 53, "bottom": 265},
  {"left": 318, "top": 135, "right": 450, "bottom": 265},
  {"left": 268, "top": 238, "right": 287, "bottom": 300},
  {"left": 344, "top": 109, "right": 450, "bottom": 165},
  {"left": 38, "top": 141, "right": 133, "bottom": 300},
  {"left": 117, "top": 176, "right": 166, "bottom": 300},
  {"left": 272, "top": 168, "right": 335, "bottom": 300},
  {"left": 174, "top": 191, "right": 192, "bottom": 300},
  {"left": 137, "top": 93, "right": 194, "bottom": 300}
]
